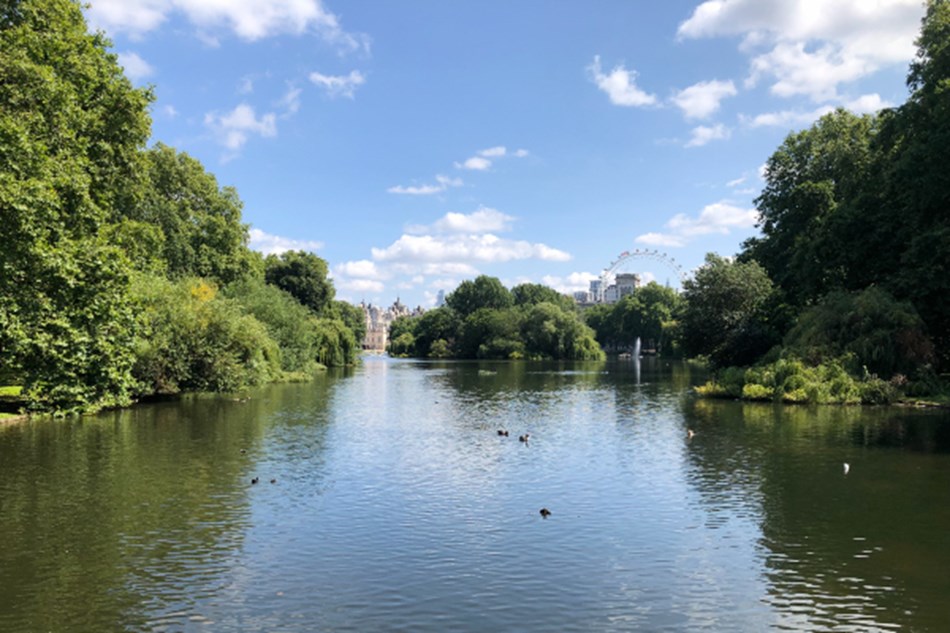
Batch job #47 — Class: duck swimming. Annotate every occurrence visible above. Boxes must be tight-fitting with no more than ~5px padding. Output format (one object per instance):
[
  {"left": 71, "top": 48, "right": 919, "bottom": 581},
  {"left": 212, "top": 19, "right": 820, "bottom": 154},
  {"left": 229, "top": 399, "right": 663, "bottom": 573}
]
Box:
[
  {"left": 519, "top": 433, "right": 530, "bottom": 443},
  {"left": 539, "top": 508, "right": 551, "bottom": 518}
]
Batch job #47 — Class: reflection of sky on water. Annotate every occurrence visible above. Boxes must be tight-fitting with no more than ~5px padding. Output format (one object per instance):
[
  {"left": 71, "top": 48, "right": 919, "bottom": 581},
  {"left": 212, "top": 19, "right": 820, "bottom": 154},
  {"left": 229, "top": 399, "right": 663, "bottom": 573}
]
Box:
[{"left": 3, "top": 358, "right": 949, "bottom": 631}]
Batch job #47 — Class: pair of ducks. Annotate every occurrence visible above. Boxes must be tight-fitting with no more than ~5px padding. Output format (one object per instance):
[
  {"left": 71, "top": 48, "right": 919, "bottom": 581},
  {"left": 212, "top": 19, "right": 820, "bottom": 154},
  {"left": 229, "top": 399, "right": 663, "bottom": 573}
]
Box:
[
  {"left": 497, "top": 429, "right": 530, "bottom": 442},
  {"left": 251, "top": 477, "right": 277, "bottom": 485}
]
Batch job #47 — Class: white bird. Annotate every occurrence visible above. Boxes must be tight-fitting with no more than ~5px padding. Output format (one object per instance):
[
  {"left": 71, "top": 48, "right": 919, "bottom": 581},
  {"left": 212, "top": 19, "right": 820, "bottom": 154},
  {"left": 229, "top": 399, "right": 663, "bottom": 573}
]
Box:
[{"left": 843, "top": 462, "right": 850, "bottom": 475}]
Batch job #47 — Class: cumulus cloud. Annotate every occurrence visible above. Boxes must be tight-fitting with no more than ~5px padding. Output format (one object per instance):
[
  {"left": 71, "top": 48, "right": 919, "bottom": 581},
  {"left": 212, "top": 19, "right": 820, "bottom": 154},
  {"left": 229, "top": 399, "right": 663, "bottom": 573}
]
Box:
[
  {"left": 371, "top": 234, "right": 571, "bottom": 264},
  {"left": 678, "top": 0, "right": 924, "bottom": 102},
  {"left": 309, "top": 70, "right": 366, "bottom": 98},
  {"left": 205, "top": 103, "right": 277, "bottom": 151},
  {"left": 249, "top": 228, "right": 323, "bottom": 255},
  {"left": 587, "top": 55, "right": 658, "bottom": 107},
  {"left": 118, "top": 51, "right": 154, "bottom": 82},
  {"left": 672, "top": 79, "right": 737, "bottom": 119},
  {"left": 86, "top": 0, "right": 369, "bottom": 51},
  {"left": 335, "top": 260, "right": 386, "bottom": 279},
  {"left": 540, "top": 272, "right": 599, "bottom": 295},
  {"left": 452, "top": 146, "right": 529, "bottom": 171},
  {"left": 455, "top": 156, "right": 492, "bottom": 171},
  {"left": 685, "top": 123, "right": 730, "bottom": 147},
  {"left": 407, "top": 208, "right": 515, "bottom": 235},
  {"left": 635, "top": 201, "right": 759, "bottom": 247},
  {"left": 746, "top": 93, "right": 892, "bottom": 128},
  {"left": 388, "top": 174, "right": 463, "bottom": 196}
]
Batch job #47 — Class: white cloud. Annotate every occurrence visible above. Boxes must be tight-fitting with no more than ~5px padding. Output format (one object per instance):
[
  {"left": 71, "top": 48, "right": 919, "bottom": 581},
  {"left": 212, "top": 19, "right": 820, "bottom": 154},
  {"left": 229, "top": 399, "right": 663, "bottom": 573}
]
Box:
[
  {"left": 455, "top": 156, "right": 492, "bottom": 171},
  {"left": 727, "top": 175, "right": 747, "bottom": 187},
  {"left": 309, "top": 70, "right": 366, "bottom": 98},
  {"left": 672, "top": 79, "right": 737, "bottom": 119},
  {"left": 685, "top": 123, "right": 730, "bottom": 147},
  {"left": 161, "top": 104, "right": 178, "bottom": 117},
  {"left": 335, "top": 278, "right": 385, "bottom": 294},
  {"left": 407, "top": 208, "right": 514, "bottom": 235},
  {"left": 118, "top": 51, "right": 154, "bottom": 81},
  {"left": 746, "top": 93, "right": 890, "bottom": 128},
  {"left": 844, "top": 93, "right": 893, "bottom": 114},
  {"left": 635, "top": 201, "right": 759, "bottom": 247},
  {"left": 540, "top": 272, "right": 599, "bottom": 295},
  {"left": 204, "top": 103, "right": 277, "bottom": 150},
  {"left": 249, "top": 228, "right": 323, "bottom": 255},
  {"left": 388, "top": 174, "right": 463, "bottom": 196},
  {"left": 635, "top": 232, "right": 687, "bottom": 248},
  {"left": 86, "top": 0, "right": 369, "bottom": 51},
  {"left": 479, "top": 146, "right": 507, "bottom": 157},
  {"left": 678, "top": 0, "right": 925, "bottom": 102},
  {"left": 371, "top": 234, "right": 571, "bottom": 264},
  {"left": 668, "top": 202, "right": 758, "bottom": 236},
  {"left": 514, "top": 149, "right": 530, "bottom": 158},
  {"left": 587, "top": 55, "right": 658, "bottom": 107},
  {"left": 278, "top": 85, "right": 302, "bottom": 114},
  {"left": 335, "top": 260, "right": 387, "bottom": 280}
]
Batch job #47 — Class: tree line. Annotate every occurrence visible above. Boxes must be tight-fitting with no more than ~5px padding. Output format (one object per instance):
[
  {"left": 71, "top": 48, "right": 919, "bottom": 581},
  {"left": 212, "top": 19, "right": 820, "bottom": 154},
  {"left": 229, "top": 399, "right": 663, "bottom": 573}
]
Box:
[
  {"left": 0, "top": 0, "right": 362, "bottom": 413},
  {"left": 388, "top": 276, "right": 604, "bottom": 361}
]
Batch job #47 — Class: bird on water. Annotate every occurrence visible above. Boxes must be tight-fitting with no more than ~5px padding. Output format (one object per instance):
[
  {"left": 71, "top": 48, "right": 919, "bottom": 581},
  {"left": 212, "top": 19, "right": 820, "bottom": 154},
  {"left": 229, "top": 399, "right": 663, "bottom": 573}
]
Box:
[
  {"left": 539, "top": 508, "right": 551, "bottom": 518},
  {"left": 519, "top": 433, "right": 530, "bottom": 443}
]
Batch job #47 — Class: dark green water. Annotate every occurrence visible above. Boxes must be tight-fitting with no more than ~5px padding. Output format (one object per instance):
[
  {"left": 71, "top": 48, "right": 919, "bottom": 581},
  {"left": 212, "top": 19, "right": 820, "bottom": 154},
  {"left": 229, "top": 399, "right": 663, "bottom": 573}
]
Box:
[{"left": 1, "top": 357, "right": 949, "bottom": 632}]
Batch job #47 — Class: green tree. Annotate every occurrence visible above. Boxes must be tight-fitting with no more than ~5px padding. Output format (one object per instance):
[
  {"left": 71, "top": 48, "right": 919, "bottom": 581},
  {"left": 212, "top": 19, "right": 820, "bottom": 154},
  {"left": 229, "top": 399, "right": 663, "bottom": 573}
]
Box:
[
  {"left": 521, "top": 302, "right": 605, "bottom": 360},
  {"left": 681, "top": 254, "right": 775, "bottom": 367},
  {"left": 457, "top": 308, "right": 523, "bottom": 359},
  {"left": 511, "top": 282, "right": 574, "bottom": 312},
  {"left": 127, "top": 143, "right": 254, "bottom": 285},
  {"left": 328, "top": 300, "right": 367, "bottom": 347},
  {"left": 880, "top": 0, "right": 950, "bottom": 366},
  {"left": 412, "top": 307, "right": 460, "bottom": 357},
  {"left": 784, "top": 287, "right": 935, "bottom": 378},
  {"left": 0, "top": 0, "right": 152, "bottom": 411},
  {"left": 743, "top": 109, "right": 878, "bottom": 305},
  {"left": 445, "top": 275, "right": 513, "bottom": 317},
  {"left": 264, "top": 250, "right": 335, "bottom": 314}
]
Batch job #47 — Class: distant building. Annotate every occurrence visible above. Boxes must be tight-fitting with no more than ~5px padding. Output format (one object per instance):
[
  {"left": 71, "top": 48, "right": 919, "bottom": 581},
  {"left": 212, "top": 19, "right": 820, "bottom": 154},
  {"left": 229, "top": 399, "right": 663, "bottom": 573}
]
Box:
[
  {"left": 578, "top": 274, "right": 641, "bottom": 305},
  {"left": 360, "top": 298, "right": 424, "bottom": 351},
  {"left": 436, "top": 289, "right": 445, "bottom": 307}
]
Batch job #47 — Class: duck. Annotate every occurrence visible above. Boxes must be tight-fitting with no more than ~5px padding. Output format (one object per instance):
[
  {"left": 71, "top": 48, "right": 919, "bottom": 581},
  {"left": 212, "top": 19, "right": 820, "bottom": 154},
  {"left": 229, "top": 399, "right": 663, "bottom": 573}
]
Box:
[
  {"left": 539, "top": 508, "right": 551, "bottom": 518},
  {"left": 687, "top": 429, "right": 695, "bottom": 439},
  {"left": 270, "top": 478, "right": 277, "bottom": 484},
  {"left": 519, "top": 433, "right": 530, "bottom": 443},
  {"left": 251, "top": 477, "right": 260, "bottom": 485},
  {"left": 497, "top": 429, "right": 509, "bottom": 437}
]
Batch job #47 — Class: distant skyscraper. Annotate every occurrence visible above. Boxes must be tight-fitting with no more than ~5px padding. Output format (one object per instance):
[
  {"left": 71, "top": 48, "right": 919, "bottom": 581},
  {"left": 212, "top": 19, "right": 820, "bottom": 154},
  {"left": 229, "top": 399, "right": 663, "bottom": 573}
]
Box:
[{"left": 436, "top": 289, "right": 445, "bottom": 307}]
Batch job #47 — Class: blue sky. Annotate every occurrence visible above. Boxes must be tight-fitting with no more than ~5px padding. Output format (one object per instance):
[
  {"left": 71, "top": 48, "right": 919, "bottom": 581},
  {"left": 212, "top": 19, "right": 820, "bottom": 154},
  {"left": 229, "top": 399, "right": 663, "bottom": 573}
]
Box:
[{"left": 85, "top": 0, "right": 926, "bottom": 308}]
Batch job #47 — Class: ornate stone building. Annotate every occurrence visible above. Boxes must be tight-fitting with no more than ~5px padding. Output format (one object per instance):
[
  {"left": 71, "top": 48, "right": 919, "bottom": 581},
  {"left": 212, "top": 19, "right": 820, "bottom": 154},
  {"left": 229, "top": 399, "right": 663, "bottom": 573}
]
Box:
[{"left": 360, "top": 298, "right": 424, "bottom": 351}]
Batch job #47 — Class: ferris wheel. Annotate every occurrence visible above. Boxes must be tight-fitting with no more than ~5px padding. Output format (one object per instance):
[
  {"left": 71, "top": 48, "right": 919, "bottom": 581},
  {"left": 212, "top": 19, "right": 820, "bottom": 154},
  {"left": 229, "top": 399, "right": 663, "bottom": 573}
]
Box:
[{"left": 599, "top": 248, "right": 688, "bottom": 287}]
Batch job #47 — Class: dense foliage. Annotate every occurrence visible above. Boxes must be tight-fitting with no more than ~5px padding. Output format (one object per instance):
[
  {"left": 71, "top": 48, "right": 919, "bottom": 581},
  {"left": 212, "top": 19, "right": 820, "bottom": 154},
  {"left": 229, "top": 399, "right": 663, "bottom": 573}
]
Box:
[
  {"left": 0, "top": 0, "right": 360, "bottom": 413},
  {"left": 388, "top": 275, "right": 604, "bottom": 361},
  {"left": 696, "top": 1, "right": 950, "bottom": 401}
]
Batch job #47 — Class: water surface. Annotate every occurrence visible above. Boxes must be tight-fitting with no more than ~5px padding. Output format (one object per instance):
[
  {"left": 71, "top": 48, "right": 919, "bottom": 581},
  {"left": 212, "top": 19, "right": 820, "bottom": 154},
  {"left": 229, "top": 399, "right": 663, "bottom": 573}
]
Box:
[{"left": 1, "top": 357, "right": 949, "bottom": 631}]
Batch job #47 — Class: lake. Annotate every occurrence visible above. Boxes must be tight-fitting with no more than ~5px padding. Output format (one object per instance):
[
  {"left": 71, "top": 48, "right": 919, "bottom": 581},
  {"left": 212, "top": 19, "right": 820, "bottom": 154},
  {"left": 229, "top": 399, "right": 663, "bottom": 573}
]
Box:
[{"left": 2, "top": 357, "right": 949, "bottom": 632}]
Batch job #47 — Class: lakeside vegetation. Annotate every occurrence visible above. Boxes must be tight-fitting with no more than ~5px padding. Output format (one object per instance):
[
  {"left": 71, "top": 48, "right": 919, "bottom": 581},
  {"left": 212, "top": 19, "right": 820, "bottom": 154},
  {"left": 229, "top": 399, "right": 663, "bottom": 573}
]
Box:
[
  {"left": 684, "top": 1, "right": 950, "bottom": 405},
  {"left": 0, "top": 1, "right": 360, "bottom": 414}
]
